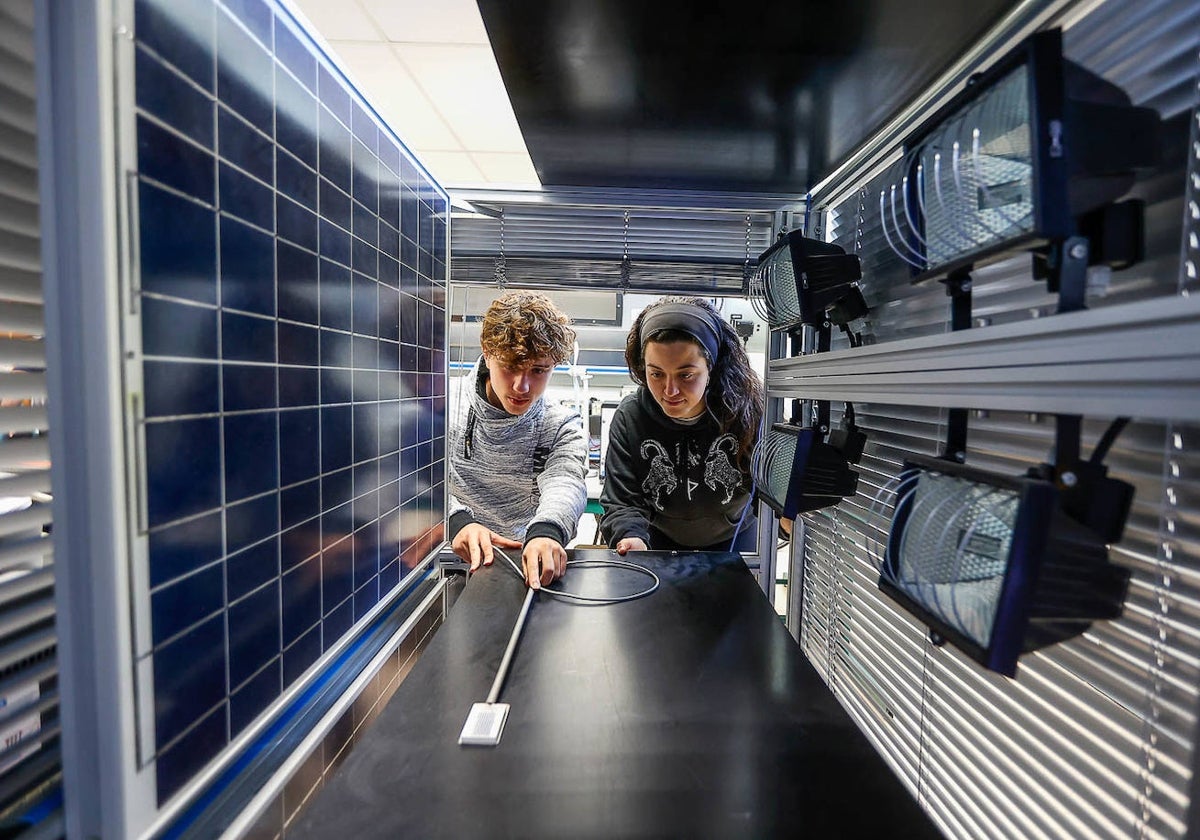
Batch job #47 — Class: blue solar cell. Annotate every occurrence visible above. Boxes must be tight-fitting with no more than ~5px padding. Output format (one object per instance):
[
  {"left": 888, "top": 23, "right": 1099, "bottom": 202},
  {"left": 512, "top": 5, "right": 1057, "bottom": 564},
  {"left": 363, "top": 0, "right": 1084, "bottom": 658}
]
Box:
[
  {"left": 139, "top": 117, "right": 215, "bottom": 205},
  {"left": 151, "top": 561, "right": 223, "bottom": 648},
  {"left": 280, "top": 477, "right": 320, "bottom": 531},
  {"left": 230, "top": 656, "right": 280, "bottom": 737},
  {"left": 140, "top": 183, "right": 218, "bottom": 304},
  {"left": 274, "top": 19, "right": 314, "bottom": 93},
  {"left": 276, "top": 67, "right": 318, "bottom": 169},
  {"left": 317, "top": 64, "right": 351, "bottom": 126},
  {"left": 350, "top": 204, "right": 379, "bottom": 253},
  {"left": 222, "top": 312, "right": 276, "bottom": 364},
  {"left": 135, "top": 0, "right": 216, "bottom": 93},
  {"left": 224, "top": 411, "right": 279, "bottom": 501},
  {"left": 281, "top": 556, "right": 321, "bottom": 647},
  {"left": 142, "top": 297, "right": 218, "bottom": 359},
  {"left": 148, "top": 511, "right": 224, "bottom": 589},
  {"left": 321, "top": 597, "right": 353, "bottom": 652},
  {"left": 352, "top": 142, "right": 378, "bottom": 211},
  {"left": 318, "top": 107, "right": 352, "bottom": 195},
  {"left": 278, "top": 322, "right": 319, "bottom": 366},
  {"left": 378, "top": 286, "right": 400, "bottom": 341},
  {"left": 222, "top": 0, "right": 272, "bottom": 50},
  {"left": 218, "top": 106, "right": 273, "bottom": 184},
  {"left": 226, "top": 491, "right": 279, "bottom": 554},
  {"left": 219, "top": 214, "right": 275, "bottom": 316},
  {"left": 319, "top": 218, "right": 352, "bottom": 269},
  {"left": 155, "top": 702, "right": 227, "bottom": 804},
  {"left": 137, "top": 48, "right": 214, "bottom": 149},
  {"left": 228, "top": 580, "right": 281, "bottom": 689},
  {"left": 153, "top": 613, "right": 226, "bottom": 748},
  {"left": 227, "top": 536, "right": 279, "bottom": 603},
  {"left": 279, "top": 366, "right": 320, "bottom": 408},
  {"left": 277, "top": 147, "right": 316, "bottom": 211},
  {"left": 320, "top": 406, "right": 353, "bottom": 472},
  {"left": 283, "top": 624, "right": 321, "bottom": 686},
  {"left": 352, "top": 276, "right": 378, "bottom": 337},
  {"left": 352, "top": 571, "right": 379, "bottom": 622},
  {"left": 219, "top": 162, "right": 274, "bottom": 232},
  {"left": 278, "top": 408, "right": 319, "bottom": 480},
  {"left": 216, "top": 9, "right": 273, "bottom": 129},
  {"left": 223, "top": 363, "right": 277, "bottom": 412},
  {"left": 318, "top": 178, "right": 350, "bottom": 232},
  {"left": 144, "top": 360, "right": 220, "bottom": 418},
  {"left": 320, "top": 367, "right": 353, "bottom": 406},
  {"left": 278, "top": 197, "right": 318, "bottom": 255},
  {"left": 321, "top": 526, "right": 353, "bottom": 609},
  {"left": 277, "top": 243, "right": 319, "bottom": 326},
  {"left": 146, "top": 418, "right": 221, "bottom": 528}
]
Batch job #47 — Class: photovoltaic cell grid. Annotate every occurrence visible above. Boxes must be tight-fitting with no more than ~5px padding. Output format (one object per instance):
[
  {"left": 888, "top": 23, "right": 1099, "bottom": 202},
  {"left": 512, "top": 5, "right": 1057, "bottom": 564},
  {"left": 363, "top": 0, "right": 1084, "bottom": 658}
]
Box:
[{"left": 130, "top": 0, "right": 447, "bottom": 804}]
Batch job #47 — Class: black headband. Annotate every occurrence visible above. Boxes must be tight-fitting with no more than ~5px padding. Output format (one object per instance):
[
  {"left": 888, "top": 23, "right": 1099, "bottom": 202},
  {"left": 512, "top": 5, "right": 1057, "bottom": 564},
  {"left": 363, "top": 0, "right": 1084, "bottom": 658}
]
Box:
[{"left": 640, "top": 303, "right": 722, "bottom": 362}]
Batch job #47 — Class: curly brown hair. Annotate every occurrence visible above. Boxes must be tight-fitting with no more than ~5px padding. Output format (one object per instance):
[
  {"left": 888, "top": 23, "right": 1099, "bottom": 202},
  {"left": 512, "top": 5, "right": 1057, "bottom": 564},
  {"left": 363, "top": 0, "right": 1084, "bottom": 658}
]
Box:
[
  {"left": 480, "top": 291, "right": 577, "bottom": 366},
  {"left": 625, "top": 296, "right": 764, "bottom": 469}
]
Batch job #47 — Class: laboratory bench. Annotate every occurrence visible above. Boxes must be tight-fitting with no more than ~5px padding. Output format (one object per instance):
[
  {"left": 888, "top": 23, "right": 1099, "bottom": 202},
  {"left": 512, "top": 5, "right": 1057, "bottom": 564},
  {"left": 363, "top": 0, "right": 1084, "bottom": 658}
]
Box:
[{"left": 289, "top": 549, "right": 941, "bottom": 839}]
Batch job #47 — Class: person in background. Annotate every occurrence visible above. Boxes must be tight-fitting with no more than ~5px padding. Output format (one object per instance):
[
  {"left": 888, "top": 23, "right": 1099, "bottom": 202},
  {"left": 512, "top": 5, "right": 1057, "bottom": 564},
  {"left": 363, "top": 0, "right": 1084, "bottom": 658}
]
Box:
[
  {"left": 600, "top": 296, "right": 764, "bottom": 553},
  {"left": 447, "top": 291, "right": 587, "bottom": 589}
]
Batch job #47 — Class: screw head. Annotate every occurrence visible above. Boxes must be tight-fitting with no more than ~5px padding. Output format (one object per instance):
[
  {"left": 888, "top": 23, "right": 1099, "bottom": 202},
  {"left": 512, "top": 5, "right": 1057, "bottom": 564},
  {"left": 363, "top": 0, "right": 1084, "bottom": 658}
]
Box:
[
  {"left": 1061, "top": 471, "right": 1078, "bottom": 487},
  {"left": 1069, "top": 243, "right": 1088, "bottom": 260}
]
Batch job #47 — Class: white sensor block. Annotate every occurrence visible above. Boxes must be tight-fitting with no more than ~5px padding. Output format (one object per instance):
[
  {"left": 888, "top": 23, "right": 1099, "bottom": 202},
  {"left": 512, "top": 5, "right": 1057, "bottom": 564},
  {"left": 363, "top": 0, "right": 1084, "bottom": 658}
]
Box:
[{"left": 458, "top": 702, "right": 510, "bottom": 746}]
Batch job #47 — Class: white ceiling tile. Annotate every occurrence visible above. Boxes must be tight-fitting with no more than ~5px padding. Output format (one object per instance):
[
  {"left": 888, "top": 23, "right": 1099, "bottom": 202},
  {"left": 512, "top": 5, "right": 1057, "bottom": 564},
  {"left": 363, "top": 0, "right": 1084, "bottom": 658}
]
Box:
[
  {"left": 416, "top": 151, "right": 487, "bottom": 187},
  {"left": 398, "top": 44, "right": 528, "bottom": 153},
  {"left": 288, "top": 0, "right": 381, "bottom": 42},
  {"left": 327, "top": 41, "right": 462, "bottom": 151},
  {"left": 470, "top": 152, "right": 541, "bottom": 187},
  {"left": 359, "top": 0, "right": 489, "bottom": 45}
]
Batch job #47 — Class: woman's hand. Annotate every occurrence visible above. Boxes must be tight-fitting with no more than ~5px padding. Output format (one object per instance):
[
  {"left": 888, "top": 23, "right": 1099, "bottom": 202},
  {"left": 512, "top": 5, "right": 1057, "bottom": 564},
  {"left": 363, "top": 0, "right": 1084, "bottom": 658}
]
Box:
[
  {"left": 522, "top": 537, "right": 568, "bottom": 589},
  {"left": 614, "top": 537, "right": 648, "bottom": 555},
  {"left": 452, "top": 524, "right": 523, "bottom": 573}
]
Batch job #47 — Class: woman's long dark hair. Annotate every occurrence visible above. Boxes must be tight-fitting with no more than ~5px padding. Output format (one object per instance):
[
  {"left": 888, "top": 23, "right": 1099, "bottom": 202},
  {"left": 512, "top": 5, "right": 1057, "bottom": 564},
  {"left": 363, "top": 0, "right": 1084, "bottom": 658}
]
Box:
[{"left": 625, "top": 296, "right": 764, "bottom": 469}]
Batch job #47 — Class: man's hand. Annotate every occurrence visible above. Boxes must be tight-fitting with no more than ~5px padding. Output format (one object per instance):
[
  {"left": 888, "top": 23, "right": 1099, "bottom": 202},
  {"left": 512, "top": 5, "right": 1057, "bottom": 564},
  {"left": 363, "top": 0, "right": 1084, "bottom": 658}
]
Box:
[
  {"left": 522, "top": 537, "right": 568, "bottom": 589},
  {"left": 614, "top": 537, "right": 648, "bottom": 555},
  {"left": 452, "top": 523, "right": 522, "bottom": 573}
]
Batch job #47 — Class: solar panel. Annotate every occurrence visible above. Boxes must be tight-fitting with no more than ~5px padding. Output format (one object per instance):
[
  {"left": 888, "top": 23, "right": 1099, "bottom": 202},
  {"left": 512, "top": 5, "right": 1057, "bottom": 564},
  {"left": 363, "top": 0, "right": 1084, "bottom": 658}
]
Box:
[{"left": 130, "top": 0, "right": 447, "bottom": 804}]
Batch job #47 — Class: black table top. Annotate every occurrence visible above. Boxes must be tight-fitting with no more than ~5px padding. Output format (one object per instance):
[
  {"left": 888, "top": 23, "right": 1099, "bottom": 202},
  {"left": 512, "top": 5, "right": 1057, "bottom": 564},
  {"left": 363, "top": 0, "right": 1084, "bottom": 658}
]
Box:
[{"left": 290, "top": 549, "right": 941, "bottom": 839}]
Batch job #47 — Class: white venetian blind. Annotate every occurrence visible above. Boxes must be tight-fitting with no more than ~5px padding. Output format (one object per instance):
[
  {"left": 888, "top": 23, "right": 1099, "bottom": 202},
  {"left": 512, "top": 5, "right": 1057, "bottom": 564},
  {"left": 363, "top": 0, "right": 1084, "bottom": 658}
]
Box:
[{"left": 0, "top": 0, "right": 61, "bottom": 827}]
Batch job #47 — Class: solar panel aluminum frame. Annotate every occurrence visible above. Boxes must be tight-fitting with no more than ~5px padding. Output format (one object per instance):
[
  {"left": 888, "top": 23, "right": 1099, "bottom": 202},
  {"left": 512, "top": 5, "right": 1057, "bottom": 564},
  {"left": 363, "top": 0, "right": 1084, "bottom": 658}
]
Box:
[{"left": 899, "top": 28, "right": 1072, "bottom": 284}]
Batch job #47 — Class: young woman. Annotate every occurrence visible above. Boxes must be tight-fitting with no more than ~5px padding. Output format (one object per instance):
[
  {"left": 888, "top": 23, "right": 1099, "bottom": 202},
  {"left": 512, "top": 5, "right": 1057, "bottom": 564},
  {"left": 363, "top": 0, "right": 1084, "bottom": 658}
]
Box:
[
  {"left": 599, "top": 296, "right": 764, "bottom": 553},
  {"left": 447, "top": 291, "right": 587, "bottom": 588}
]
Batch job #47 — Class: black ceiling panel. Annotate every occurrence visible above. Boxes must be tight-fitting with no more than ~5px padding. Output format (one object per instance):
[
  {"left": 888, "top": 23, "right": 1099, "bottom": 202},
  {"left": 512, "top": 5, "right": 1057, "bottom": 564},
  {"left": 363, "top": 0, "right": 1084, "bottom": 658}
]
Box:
[{"left": 478, "top": 0, "right": 1020, "bottom": 194}]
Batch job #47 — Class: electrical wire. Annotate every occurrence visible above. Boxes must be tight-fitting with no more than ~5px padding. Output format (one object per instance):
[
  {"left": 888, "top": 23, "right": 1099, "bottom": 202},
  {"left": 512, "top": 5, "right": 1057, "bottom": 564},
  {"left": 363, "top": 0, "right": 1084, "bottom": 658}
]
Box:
[
  {"left": 727, "top": 403, "right": 770, "bottom": 553},
  {"left": 1090, "top": 416, "right": 1131, "bottom": 465},
  {"left": 493, "top": 547, "right": 660, "bottom": 605}
]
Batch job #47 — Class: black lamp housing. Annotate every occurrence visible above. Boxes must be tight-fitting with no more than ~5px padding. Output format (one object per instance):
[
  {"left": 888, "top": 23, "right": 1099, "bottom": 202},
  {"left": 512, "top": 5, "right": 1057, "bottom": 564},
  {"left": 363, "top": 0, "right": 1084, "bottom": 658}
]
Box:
[
  {"left": 881, "top": 27, "right": 1160, "bottom": 282},
  {"left": 877, "top": 453, "right": 1132, "bottom": 677},
  {"left": 749, "top": 231, "right": 865, "bottom": 332},
  {"left": 756, "top": 423, "right": 863, "bottom": 517}
]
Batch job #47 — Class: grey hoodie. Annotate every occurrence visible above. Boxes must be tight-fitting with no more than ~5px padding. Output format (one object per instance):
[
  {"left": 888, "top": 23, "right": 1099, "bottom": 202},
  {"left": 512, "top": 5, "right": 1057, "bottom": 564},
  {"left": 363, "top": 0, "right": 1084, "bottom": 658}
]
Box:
[{"left": 447, "top": 358, "right": 586, "bottom": 545}]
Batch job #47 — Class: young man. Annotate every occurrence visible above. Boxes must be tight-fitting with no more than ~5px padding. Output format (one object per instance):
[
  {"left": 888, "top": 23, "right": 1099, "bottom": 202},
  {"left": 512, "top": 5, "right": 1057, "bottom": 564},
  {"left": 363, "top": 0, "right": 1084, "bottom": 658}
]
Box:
[{"left": 447, "top": 291, "right": 587, "bottom": 589}]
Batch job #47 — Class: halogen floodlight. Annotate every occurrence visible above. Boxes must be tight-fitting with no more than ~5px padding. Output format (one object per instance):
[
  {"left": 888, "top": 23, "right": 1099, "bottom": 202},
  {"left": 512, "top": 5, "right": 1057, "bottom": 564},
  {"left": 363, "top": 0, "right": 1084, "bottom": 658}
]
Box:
[
  {"left": 756, "top": 423, "right": 861, "bottom": 517},
  {"left": 749, "top": 232, "right": 864, "bottom": 332},
  {"left": 878, "top": 453, "right": 1131, "bottom": 677},
  {"left": 877, "top": 28, "right": 1160, "bottom": 281}
]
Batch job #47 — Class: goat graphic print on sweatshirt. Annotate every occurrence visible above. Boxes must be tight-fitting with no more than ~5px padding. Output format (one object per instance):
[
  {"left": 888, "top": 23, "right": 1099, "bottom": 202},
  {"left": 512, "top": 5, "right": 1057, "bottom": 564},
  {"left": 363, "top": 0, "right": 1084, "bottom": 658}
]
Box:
[{"left": 599, "top": 387, "right": 753, "bottom": 550}]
